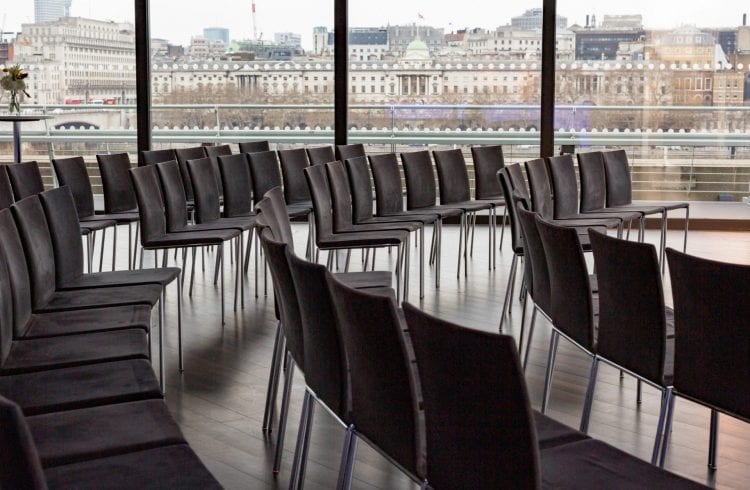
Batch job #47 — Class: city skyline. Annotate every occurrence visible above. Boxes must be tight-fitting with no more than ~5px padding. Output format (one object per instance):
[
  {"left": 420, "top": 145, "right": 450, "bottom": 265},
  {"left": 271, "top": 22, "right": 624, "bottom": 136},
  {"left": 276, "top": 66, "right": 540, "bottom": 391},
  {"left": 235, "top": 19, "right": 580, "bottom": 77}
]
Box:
[{"left": 5, "top": 1, "right": 749, "bottom": 49}]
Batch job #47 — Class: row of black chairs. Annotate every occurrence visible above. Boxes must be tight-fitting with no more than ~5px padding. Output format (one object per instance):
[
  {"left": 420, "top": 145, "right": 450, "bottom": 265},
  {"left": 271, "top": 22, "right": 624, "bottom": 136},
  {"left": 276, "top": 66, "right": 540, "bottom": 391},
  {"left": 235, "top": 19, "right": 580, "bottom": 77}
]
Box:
[
  {"left": 0, "top": 187, "right": 220, "bottom": 487},
  {"left": 254, "top": 186, "right": 707, "bottom": 489}
]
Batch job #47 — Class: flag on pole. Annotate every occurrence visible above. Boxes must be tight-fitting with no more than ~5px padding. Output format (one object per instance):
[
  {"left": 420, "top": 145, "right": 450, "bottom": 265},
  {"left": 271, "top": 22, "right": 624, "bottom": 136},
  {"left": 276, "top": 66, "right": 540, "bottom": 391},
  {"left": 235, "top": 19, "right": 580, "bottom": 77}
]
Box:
[{"left": 417, "top": 13, "right": 425, "bottom": 20}]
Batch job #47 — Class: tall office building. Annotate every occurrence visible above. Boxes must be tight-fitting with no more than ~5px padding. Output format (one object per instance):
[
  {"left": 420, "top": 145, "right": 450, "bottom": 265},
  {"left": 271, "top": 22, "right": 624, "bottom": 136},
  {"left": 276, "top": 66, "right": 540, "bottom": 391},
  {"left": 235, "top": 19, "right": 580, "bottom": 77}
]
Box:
[
  {"left": 203, "top": 27, "right": 230, "bottom": 47},
  {"left": 34, "top": 0, "right": 72, "bottom": 23}
]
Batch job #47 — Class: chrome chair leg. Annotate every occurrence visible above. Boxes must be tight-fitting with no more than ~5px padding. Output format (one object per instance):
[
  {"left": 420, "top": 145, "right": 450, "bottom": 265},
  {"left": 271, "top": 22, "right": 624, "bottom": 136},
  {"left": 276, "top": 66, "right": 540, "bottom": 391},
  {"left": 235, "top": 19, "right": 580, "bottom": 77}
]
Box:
[
  {"left": 456, "top": 214, "right": 464, "bottom": 279},
  {"left": 708, "top": 410, "right": 719, "bottom": 470},
  {"left": 541, "top": 331, "right": 560, "bottom": 414},
  {"left": 289, "top": 390, "right": 311, "bottom": 487},
  {"left": 219, "top": 244, "right": 225, "bottom": 326},
  {"left": 336, "top": 425, "right": 358, "bottom": 490},
  {"left": 336, "top": 424, "right": 355, "bottom": 490},
  {"left": 683, "top": 206, "right": 690, "bottom": 252},
  {"left": 652, "top": 387, "right": 673, "bottom": 465},
  {"left": 273, "top": 352, "right": 294, "bottom": 474},
  {"left": 419, "top": 226, "right": 424, "bottom": 298},
  {"left": 177, "top": 270, "right": 183, "bottom": 372},
  {"left": 580, "top": 356, "right": 600, "bottom": 432},
  {"left": 659, "top": 390, "right": 677, "bottom": 467},
  {"left": 263, "top": 324, "right": 284, "bottom": 433},
  {"left": 523, "top": 305, "right": 538, "bottom": 372},
  {"left": 99, "top": 228, "right": 107, "bottom": 273},
  {"left": 112, "top": 224, "right": 117, "bottom": 271},
  {"left": 498, "top": 253, "right": 519, "bottom": 332},
  {"left": 294, "top": 392, "right": 315, "bottom": 490},
  {"left": 158, "top": 289, "right": 166, "bottom": 395}
]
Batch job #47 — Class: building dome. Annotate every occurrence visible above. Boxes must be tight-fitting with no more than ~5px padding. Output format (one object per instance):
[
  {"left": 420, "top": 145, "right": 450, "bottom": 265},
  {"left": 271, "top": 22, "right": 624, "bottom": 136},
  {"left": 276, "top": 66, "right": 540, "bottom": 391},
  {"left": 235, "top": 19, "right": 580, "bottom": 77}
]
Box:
[{"left": 403, "top": 38, "right": 430, "bottom": 60}]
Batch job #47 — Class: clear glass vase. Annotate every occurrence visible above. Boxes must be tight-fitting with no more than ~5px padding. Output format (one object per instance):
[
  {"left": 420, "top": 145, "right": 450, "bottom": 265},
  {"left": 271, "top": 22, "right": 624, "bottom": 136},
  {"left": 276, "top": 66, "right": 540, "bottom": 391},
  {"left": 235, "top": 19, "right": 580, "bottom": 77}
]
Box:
[{"left": 8, "top": 90, "right": 20, "bottom": 114}]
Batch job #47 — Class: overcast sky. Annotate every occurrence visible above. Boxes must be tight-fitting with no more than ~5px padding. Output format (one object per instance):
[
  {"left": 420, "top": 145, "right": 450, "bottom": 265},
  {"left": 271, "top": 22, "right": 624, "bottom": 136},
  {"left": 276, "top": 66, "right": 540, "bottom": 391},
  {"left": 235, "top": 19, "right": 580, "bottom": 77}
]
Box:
[{"left": 5, "top": 1, "right": 749, "bottom": 48}]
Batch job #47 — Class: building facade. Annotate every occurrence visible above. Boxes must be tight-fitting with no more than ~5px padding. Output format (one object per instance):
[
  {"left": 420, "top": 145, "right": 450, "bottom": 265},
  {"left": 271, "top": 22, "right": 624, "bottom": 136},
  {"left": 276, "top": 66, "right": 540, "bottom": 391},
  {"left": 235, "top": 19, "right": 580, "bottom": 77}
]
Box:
[
  {"left": 204, "top": 27, "right": 230, "bottom": 47},
  {"left": 34, "top": 0, "right": 72, "bottom": 23}
]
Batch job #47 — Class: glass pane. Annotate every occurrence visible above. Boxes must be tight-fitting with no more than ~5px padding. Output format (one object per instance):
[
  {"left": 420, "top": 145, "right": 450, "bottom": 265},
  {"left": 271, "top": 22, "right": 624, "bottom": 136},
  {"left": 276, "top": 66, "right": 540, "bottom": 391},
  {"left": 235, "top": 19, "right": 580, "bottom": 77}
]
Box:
[
  {"left": 347, "top": 3, "right": 543, "bottom": 180},
  {"left": 554, "top": 4, "right": 750, "bottom": 201},
  {"left": 3, "top": 5, "right": 136, "bottom": 176},
  {"left": 150, "top": 1, "right": 334, "bottom": 153}
]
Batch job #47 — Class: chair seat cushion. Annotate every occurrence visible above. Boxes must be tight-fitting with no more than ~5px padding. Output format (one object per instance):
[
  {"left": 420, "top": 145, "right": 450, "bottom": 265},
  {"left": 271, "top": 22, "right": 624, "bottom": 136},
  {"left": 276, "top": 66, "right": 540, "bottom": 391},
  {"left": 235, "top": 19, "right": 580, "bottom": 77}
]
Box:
[
  {"left": 344, "top": 222, "right": 420, "bottom": 233},
  {"left": 28, "top": 400, "right": 185, "bottom": 467},
  {"left": 44, "top": 444, "right": 221, "bottom": 489},
  {"left": 59, "top": 268, "right": 180, "bottom": 289},
  {"left": 193, "top": 217, "right": 254, "bottom": 232},
  {"left": 378, "top": 211, "right": 439, "bottom": 224},
  {"left": 408, "top": 206, "right": 463, "bottom": 219},
  {"left": 92, "top": 212, "right": 140, "bottom": 223},
  {"left": 0, "top": 360, "right": 162, "bottom": 416},
  {"left": 143, "top": 229, "right": 239, "bottom": 247},
  {"left": 634, "top": 200, "right": 689, "bottom": 212},
  {"left": 335, "top": 271, "right": 393, "bottom": 289},
  {"left": 80, "top": 220, "right": 116, "bottom": 233},
  {"left": 359, "top": 216, "right": 426, "bottom": 228},
  {"left": 541, "top": 439, "right": 707, "bottom": 489},
  {"left": 533, "top": 411, "right": 590, "bottom": 450},
  {"left": 476, "top": 197, "right": 505, "bottom": 207},
  {"left": 37, "top": 284, "right": 163, "bottom": 312},
  {"left": 318, "top": 230, "right": 407, "bottom": 248},
  {"left": 3, "top": 329, "right": 149, "bottom": 374},
  {"left": 439, "top": 200, "right": 492, "bottom": 212},
  {"left": 23, "top": 306, "right": 152, "bottom": 339},
  {"left": 569, "top": 210, "right": 642, "bottom": 221}
]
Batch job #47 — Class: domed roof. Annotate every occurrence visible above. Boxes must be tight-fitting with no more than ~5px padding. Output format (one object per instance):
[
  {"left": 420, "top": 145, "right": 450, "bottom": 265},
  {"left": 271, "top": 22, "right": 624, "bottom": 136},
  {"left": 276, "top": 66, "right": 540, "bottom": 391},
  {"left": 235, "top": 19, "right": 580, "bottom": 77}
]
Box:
[{"left": 403, "top": 38, "right": 430, "bottom": 60}]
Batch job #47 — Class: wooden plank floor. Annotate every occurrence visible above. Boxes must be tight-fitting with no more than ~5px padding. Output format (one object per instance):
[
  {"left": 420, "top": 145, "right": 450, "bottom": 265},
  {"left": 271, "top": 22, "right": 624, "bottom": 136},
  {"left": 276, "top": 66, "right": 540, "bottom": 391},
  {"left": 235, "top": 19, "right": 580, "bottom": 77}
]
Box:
[{"left": 105, "top": 224, "right": 750, "bottom": 489}]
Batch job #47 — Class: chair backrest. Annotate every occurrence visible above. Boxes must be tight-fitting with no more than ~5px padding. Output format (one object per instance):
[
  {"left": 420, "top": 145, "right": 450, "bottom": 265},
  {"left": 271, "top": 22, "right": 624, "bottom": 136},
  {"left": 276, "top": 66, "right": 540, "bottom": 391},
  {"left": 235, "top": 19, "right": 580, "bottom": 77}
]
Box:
[
  {"left": 400, "top": 151, "right": 437, "bottom": 210},
  {"left": 506, "top": 161, "right": 530, "bottom": 200},
  {"left": 471, "top": 145, "right": 505, "bottom": 200},
  {"left": 304, "top": 164, "right": 334, "bottom": 238},
  {"left": 288, "top": 252, "right": 348, "bottom": 418},
  {"left": 278, "top": 148, "right": 312, "bottom": 204},
  {"left": 517, "top": 207, "right": 551, "bottom": 315},
  {"left": 524, "top": 158, "right": 554, "bottom": 219},
  {"left": 258, "top": 229, "right": 305, "bottom": 370},
  {"left": 546, "top": 154, "right": 580, "bottom": 219},
  {"left": 187, "top": 157, "right": 221, "bottom": 223},
  {"left": 218, "top": 153, "right": 254, "bottom": 218},
  {"left": 96, "top": 153, "right": 138, "bottom": 213},
  {"left": 238, "top": 140, "right": 270, "bottom": 154},
  {"left": 247, "top": 150, "right": 283, "bottom": 205},
  {"left": 7, "top": 161, "right": 44, "bottom": 200},
  {"left": 264, "top": 187, "right": 296, "bottom": 247},
  {"left": 139, "top": 148, "right": 176, "bottom": 166},
  {"left": 535, "top": 217, "right": 595, "bottom": 350},
  {"left": 155, "top": 161, "right": 190, "bottom": 232},
  {"left": 576, "top": 151, "right": 607, "bottom": 213},
  {"left": 345, "top": 156, "right": 375, "bottom": 224},
  {"left": 38, "top": 187, "right": 85, "bottom": 289},
  {"left": 255, "top": 195, "right": 283, "bottom": 243},
  {"left": 335, "top": 143, "right": 365, "bottom": 162},
  {"left": 324, "top": 161, "right": 354, "bottom": 232},
  {"left": 328, "top": 275, "right": 421, "bottom": 477},
  {"left": 368, "top": 153, "right": 404, "bottom": 216},
  {"left": 306, "top": 145, "right": 335, "bottom": 166},
  {"left": 666, "top": 248, "right": 750, "bottom": 420},
  {"left": 174, "top": 146, "right": 207, "bottom": 201},
  {"left": 497, "top": 168, "right": 523, "bottom": 254},
  {"left": 432, "top": 148, "right": 471, "bottom": 204},
  {"left": 130, "top": 165, "right": 168, "bottom": 244},
  {"left": 0, "top": 395, "right": 47, "bottom": 490},
  {"left": 602, "top": 149, "right": 633, "bottom": 207},
  {"left": 403, "top": 303, "right": 541, "bottom": 489},
  {"left": 0, "top": 244, "right": 12, "bottom": 366},
  {"left": 0, "top": 166, "right": 14, "bottom": 210},
  {"left": 10, "top": 196, "right": 57, "bottom": 311},
  {"left": 0, "top": 209, "right": 33, "bottom": 339},
  {"left": 589, "top": 230, "right": 667, "bottom": 385},
  {"left": 51, "top": 156, "right": 95, "bottom": 219},
  {"left": 203, "top": 144, "right": 231, "bottom": 197}
]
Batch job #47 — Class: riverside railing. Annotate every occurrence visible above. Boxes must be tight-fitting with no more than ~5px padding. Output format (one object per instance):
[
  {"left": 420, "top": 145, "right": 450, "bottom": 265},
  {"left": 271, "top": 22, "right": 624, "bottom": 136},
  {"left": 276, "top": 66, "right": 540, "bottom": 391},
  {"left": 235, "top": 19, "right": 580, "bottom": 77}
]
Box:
[{"left": 1, "top": 103, "right": 749, "bottom": 201}]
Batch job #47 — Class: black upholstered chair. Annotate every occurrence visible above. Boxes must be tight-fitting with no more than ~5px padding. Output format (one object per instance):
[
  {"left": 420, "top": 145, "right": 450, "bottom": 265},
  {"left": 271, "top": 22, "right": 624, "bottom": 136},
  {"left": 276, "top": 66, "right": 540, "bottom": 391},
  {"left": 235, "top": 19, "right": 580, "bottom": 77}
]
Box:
[
  {"left": 187, "top": 157, "right": 254, "bottom": 308},
  {"left": 535, "top": 216, "right": 598, "bottom": 417},
  {"left": 278, "top": 148, "right": 315, "bottom": 258},
  {"left": 218, "top": 153, "right": 254, "bottom": 218},
  {"left": 139, "top": 148, "right": 176, "bottom": 166},
  {"left": 130, "top": 164, "right": 239, "bottom": 328},
  {"left": 238, "top": 140, "right": 270, "bottom": 154},
  {"left": 401, "top": 150, "right": 468, "bottom": 279},
  {"left": 53, "top": 156, "right": 140, "bottom": 272},
  {"left": 402, "top": 303, "right": 708, "bottom": 490},
  {"left": 497, "top": 167, "right": 526, "bottom": 332},
  {"left": 96, "top": 153, "right": 142, "bottom": 269},
  {"left": 6, "top": 161, "right": 44, "bottom": 199},
  {"left": 603, "top": 149, "right": 689, "bottom": 269},
  {"left": 506, "top": 160, "right": 531, "bottom": 200},
  {"left": 471, "top": 144, "right": 508, "bottom": 252},
  {"left": 0, "top": 165, "right": 14, "bottom": 210},
  {"left": 325, "top": 160, "right": 422, "bottom": 298},
  {"left": 368, "top": 153, "right": 447, "bottom": 288},
  {"left": 335, "top": 143, "right": 365, "bottom": 162},
  {"left": 662, "top": 248, "right": 750, "bottom": 469},
  {"left": 327, "top": 275, "right": 425, "bottom": 488},
  {"left": 305, "top": 145, "right": 335, "bottom": 166},
  {"left": 433, "top": 148, "right": 496, "bottom": 270},
  {"left": 203, "top": 144, "right": 232, "bottom": 198},
  {"left": 305, "top": 163, "right": 409, "bottom": 300},
  {"left": 247, "top": 150, "right": 311, "bottom": 217},
  {"left": 585, "top": 229, "right": 675, "bottom": 464},
  {"left": 0, "top": 396, "right": 221, "bottom": 488},
  {"left": 173, "top": 146, "right": 207, "bottom": 203},
  {"left": 525, "top": 158, "right": 622, "bottom": 236}
]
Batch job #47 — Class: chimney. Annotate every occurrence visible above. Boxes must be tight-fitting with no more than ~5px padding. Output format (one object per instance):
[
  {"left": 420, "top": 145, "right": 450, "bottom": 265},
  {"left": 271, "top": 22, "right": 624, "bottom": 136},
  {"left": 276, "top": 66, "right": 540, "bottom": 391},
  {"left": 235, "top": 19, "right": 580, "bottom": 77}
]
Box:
[
  {"left": 586, "top": 15, "right": 590, "bottom": 28},
  {"left": 744, "top": 13, "right": 747, "bottom": 26}
]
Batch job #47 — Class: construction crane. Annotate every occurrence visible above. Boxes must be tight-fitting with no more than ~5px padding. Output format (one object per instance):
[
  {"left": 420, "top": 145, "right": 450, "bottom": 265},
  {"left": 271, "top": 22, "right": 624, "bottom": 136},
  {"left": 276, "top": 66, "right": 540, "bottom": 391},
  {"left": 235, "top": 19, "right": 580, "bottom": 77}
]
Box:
[{"left": 251, "top": 1, "right": 262, "bottom": 42}]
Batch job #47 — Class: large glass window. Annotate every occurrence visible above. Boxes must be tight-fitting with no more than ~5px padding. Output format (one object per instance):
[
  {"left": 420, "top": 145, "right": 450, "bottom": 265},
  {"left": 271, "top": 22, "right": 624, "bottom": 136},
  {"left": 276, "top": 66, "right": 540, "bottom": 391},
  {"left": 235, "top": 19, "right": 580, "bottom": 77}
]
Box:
[
  {"left": 555, "top": 4, "right": 750, "bottom": 201},
  {"left": 150, "top": 0, "right": 334, "bottom": 151},
  {"left": 2, "top": 3, "right": 136, "bottom": 177}
]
